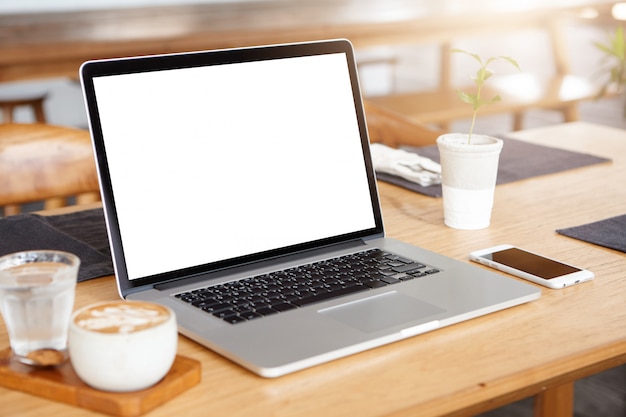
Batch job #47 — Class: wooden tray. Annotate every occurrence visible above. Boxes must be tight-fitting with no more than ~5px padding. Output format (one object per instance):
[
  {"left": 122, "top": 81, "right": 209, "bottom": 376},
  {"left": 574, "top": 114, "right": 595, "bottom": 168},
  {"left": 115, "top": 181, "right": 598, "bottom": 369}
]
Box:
[{"left": 0, "top": 347, "right": 201, "bottom": 416}]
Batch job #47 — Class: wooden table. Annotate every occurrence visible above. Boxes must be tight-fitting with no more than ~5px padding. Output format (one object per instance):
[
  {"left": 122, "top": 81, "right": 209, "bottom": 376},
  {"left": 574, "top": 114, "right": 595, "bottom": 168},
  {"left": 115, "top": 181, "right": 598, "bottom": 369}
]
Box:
[
  {"left": 1, "top": 121, "right": 625, "bottom": 417},
  {"left": 0, "top": 0, "right": 616, "bottom": 82}
]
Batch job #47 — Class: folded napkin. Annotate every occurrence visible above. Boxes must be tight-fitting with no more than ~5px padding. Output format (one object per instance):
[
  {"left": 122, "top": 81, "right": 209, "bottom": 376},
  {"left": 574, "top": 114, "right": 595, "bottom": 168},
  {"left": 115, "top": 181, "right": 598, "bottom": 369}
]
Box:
[
  {"left": 371, "top": 143, "right": 441, "bottom": 187},
  {"left": 0, "top": 208, "right": 113, "bottom": 282},
  {"left": 556, "top": 214, "right": 626, "bottom": 253}
]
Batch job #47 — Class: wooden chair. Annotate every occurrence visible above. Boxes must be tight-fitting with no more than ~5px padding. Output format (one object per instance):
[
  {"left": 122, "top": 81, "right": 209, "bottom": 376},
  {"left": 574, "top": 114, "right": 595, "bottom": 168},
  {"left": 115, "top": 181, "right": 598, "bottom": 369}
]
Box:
[
  {"left": 0, "top": 123, "right": 100, "bottom": 216},
  {"left": 0, "top": 91, "right": 47, "bottom": 124},
  {"left": 364, "top": 100, "right": 443, "bottom": 148}
]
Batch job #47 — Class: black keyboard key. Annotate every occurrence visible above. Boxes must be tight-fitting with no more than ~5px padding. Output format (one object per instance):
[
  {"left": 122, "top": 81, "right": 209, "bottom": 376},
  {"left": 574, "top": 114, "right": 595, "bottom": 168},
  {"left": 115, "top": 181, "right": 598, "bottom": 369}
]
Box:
[
  {"left": 222, "top": 315, "right": 246, "bottom": 324},
  {"left": 391, "top": 272, "right": 409, "bottom": 280},
  {"left": 212, "top": 309, "right": 237, "bottom": 319},
  {"left": 364, "top": 280, "right": 388, "bottom": 289},
  {"left": 392, "top": 263, "right": 426, "bottom": 273},
  {"left": 292, "top": 284, "right": 368, "bottom": 307},
  {"left": 325, "top": 283, "right": 344, "bottom": 292},
  {"left": 240, "top": 311, "right": 263, "bottom": 320},
  {"left": 190, "top": 298, "right": 216, "bottom": 308},
  {"left": 249, "top": 295, "right": 267, "bottom": 303},
  {"left": 255, "top": 307, "right": 279, "bottom": 317},
  {"left": 283, "top": 293, "right": 302, "bottom": 303},
  {"left": 381, "top": 276, "right": 401, "bottom": 285},
  {"left": 200, "top": 302, "right": 232, "bottom": 313},
  {"left": 271, "top": 302, "right": 297, "bottom": 312},
  {"left": 386, "top": 254, "right": 414, "bottom": 263}
]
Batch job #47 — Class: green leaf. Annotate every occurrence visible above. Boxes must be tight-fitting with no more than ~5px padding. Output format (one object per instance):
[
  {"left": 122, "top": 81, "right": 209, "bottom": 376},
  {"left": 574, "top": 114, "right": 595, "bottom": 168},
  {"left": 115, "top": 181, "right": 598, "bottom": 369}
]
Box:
[
  {"left": 593, "top": 41, "right": 613, "bottom": 55},
  {"left": 501, "top": 56, "right": 521, "bottom": 71},
  {"left": 452, "top": 49, "right": 521, "bottom": 133},
  {"left": 482, "top": 68, "right": 494, "bottom": 82},
  {"left": 488, "top": 95, "right": 502, "bottom": 105},
  {"left": 609, "top": 27, "right": 625, "bottom": 60},
  {"left": 452, "top": 48, "right": 483, "bottom": 65},
  {"left": 456, "top": 90, "right": 477, "bottom": 105}
]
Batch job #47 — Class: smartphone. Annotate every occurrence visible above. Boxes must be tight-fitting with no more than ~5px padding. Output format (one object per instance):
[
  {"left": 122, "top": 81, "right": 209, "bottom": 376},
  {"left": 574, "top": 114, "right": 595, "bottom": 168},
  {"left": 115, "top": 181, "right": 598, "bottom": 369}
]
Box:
[{"left": 469, "top": 244, "right": 594, "bottom": 289}]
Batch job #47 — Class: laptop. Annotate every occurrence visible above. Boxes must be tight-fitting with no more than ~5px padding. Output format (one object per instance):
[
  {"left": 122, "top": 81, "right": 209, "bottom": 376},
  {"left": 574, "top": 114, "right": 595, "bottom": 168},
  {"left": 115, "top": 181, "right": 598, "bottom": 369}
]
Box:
[{"left": 80, "top": 39, "right": 540, "bottom": 378}]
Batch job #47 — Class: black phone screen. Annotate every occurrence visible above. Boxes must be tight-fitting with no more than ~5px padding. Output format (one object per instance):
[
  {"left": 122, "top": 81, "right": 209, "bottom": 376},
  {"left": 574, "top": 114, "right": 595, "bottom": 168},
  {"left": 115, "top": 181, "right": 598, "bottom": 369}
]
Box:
[{"left": 484, "top": 247, "right": 581, "bottom": 279}]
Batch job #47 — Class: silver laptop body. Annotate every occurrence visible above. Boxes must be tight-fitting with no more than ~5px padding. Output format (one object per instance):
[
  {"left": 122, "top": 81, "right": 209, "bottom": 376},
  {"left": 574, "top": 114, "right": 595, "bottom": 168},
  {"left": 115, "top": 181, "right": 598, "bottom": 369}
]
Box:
[{"left": 80, "top": 39, "right": 540, "bottom": 378}]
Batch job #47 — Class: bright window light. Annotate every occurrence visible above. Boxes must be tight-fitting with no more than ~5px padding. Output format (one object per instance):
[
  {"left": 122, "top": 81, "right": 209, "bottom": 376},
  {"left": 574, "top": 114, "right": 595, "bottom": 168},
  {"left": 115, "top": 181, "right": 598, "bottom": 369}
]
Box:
[{"left": 612, "top": 3, "right": 626, "bottom": 20}]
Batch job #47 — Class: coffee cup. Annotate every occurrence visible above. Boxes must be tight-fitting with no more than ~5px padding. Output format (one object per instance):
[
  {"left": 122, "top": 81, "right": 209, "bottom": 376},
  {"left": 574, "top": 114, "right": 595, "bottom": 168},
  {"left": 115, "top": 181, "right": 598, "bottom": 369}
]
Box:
[{"left": 68, "top": 300, "right": 177, "bottom": 392}]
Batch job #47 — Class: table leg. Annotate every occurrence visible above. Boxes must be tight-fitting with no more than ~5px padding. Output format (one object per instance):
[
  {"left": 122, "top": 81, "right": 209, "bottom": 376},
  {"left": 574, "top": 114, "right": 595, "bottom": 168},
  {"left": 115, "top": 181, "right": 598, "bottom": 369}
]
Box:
[{"left": 533, "top": 382, "right": 574, "bottom": 417}]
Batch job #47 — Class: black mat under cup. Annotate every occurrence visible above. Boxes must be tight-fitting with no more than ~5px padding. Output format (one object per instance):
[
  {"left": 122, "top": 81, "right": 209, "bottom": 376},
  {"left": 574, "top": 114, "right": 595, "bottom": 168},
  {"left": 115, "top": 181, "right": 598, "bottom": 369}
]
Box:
[
  {"left": 0, "top": 208, "right": 113, "bottom": 282},
  {"left": 376, "top": 137, "right": 611, "bottom": 197}
]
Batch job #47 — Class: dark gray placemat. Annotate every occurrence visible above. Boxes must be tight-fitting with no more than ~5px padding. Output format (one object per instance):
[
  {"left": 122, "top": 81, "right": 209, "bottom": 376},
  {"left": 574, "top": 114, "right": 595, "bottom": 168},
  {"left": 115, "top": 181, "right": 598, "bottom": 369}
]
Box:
[
  {"left": 0, "top": 208, "right": 113, "bottom": 281},
  {"left": 376, "top": 137, "right": 611, "bottom": 197},
  {"left": 556, "top": 214, "right": 626, "bottom": 253}
]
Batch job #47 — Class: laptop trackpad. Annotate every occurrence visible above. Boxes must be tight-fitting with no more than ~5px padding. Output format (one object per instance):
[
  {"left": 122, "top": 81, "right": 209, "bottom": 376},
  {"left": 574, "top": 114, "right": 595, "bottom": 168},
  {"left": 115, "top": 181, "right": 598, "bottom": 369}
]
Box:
[{"left": 320, "top": 292, "right": 445, "bottom": 333}]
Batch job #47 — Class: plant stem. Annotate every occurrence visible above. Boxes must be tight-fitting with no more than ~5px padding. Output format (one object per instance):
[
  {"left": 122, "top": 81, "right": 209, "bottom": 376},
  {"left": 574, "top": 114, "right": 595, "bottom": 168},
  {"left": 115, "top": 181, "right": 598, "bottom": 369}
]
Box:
[
  {"left": 468, "top": 80, "right": 483, "bottom": 144},
  {"left": 468, "top": 110, "right": 477, "bottom": 144}
]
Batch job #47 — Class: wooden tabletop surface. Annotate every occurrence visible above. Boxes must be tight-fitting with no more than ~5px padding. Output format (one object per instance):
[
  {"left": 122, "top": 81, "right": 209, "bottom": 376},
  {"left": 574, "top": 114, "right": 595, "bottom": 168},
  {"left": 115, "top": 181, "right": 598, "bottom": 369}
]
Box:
[{"left": 1, "top": 121, "right": 625, "bottom": 417}]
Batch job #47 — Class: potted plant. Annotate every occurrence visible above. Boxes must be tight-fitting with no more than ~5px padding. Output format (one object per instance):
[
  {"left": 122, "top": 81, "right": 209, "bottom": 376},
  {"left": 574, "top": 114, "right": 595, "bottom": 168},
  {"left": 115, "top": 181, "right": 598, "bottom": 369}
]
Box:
[
  {"left": 436, "top": 49, "right": 520, "bottom": 230},
  {"left": 593, "top": 26, "right": 626, "bottom": 117}
]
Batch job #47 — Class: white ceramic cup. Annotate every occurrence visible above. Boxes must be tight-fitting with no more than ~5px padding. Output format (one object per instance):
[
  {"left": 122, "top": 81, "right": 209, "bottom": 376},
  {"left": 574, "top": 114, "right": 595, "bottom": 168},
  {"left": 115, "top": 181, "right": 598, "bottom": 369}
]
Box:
[
  {"left": 68, "top": 300, "right": 178, "bottom": 392},
  {"left": 436, "top": 133, "right": 503, "bottom": 230}
]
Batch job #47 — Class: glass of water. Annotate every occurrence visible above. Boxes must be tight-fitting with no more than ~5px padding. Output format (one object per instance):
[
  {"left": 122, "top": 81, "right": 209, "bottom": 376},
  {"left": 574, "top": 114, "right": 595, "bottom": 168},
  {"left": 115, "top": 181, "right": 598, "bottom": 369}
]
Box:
[{"left": 0, "top": 250, "right": 80, "bottom": 366}]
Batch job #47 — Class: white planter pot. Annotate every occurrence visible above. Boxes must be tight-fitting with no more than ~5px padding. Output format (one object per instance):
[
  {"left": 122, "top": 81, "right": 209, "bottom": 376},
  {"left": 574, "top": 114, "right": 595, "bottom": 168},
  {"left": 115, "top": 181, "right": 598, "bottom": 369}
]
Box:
[{"left": 436, "top": 133, "right": 503, "bottom": 230}]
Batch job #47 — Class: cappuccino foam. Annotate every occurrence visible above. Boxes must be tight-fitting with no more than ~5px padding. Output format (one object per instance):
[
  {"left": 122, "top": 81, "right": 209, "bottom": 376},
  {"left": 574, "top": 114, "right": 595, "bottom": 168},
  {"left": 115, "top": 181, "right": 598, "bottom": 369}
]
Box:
[{"left": 74, "top": 301, "right": 169, "bottom": 334}]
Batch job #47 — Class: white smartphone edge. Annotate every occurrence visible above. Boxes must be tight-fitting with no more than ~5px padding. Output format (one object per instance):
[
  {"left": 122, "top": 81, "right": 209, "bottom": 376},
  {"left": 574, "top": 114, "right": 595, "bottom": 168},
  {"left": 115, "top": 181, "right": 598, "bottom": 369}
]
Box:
[{"left": 469, "top": 244, "right": 595, "bottom": 289}]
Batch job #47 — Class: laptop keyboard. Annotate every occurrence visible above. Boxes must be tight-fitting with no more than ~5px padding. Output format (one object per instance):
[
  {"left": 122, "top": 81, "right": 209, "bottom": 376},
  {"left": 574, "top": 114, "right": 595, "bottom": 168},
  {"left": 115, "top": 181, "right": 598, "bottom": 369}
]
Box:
[{"left": 174, "top": 248, "right": 440, "bottom": 324}]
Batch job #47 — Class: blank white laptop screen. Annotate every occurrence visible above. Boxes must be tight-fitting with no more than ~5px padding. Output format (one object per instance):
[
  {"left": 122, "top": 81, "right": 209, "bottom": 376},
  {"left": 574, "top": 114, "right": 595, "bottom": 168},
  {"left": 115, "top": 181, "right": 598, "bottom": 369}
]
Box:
[{"left": 92, "top": 53, "right": 377, "bottom": 280}]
